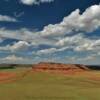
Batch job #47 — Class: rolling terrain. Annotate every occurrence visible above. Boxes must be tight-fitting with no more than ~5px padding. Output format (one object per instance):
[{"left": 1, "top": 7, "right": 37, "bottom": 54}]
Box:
[{"left": 0, "top": 62, "right": 100, "bottom": 100}]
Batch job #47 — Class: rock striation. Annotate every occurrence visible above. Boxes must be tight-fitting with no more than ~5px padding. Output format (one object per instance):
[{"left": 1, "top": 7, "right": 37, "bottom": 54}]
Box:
[{"left": 32, "top": 62, "right": 89, "bottom": 72}]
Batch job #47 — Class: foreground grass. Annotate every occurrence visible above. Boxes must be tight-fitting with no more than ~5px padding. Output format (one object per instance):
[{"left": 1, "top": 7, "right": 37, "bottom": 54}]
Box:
[{"left": 0, "top": 69, "right": 100, "bottom": 100}]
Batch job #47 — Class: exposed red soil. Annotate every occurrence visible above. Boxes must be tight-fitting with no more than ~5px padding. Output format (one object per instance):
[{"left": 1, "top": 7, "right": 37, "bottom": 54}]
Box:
[
  {"left": 0, "top": 72, "right": 16, "bottom": 82},
  {"left": 0, "top": 63, "right": 99, "bottom": 83},
  {"left": 32, "top": 62, "right": 89, "bottom": 75},
  {"left": 0, "top": 70, "right": 31, "bottom": 83}
]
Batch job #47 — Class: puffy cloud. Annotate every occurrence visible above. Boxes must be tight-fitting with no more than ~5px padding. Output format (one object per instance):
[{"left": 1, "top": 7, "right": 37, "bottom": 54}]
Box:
[
  {"left": 56, "top": 34, "right": 100, "bottom": 53},
  {"left": 41, "top": 4, "right": 100, "bottom": 37},
  {"left": 0, "top": 4, "right": 100, "bottom": 43},
  {"left": 0, "top": 41, "right": 30, "bottom": 52},
  {"left": 17, "top": 41, "right": 30, "bottom": 51},
  {"left": 0, "top": 28, "right": 34, "bottom": 41},
  {"left": 0, "top": 4, "right": 100, "bottom": 41},
  {"left": 34, "top": 32, "right": 100, "bottom": 56},
  {"left": 0, "top": 15, "right": 17, "bottom": 22},
  {"left": 20, "top": 0, "right": 54, "bottom": 5},
  {"left": 55, "top": 34, "right": 84, "bottom": 47},
  {"left": 2, "top": 55, "right": 23, "bottom": 62},
  {"left": 0, "top": 28, "right": 56, "bottom": 46},
  {"left": 10, "top": 41, "right": 30, "bottom": 51},
  {"left": 0, "top": 4, "right": 100, "bottom": 64},
  {"left": 75, "top": 38, "right": 100, "bottom": 52}
]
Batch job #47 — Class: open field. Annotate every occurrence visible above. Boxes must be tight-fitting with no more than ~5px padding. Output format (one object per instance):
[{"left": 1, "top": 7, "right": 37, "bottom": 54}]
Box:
[{"left": 0, "top": 68, "right": 100, "bottom": 100}]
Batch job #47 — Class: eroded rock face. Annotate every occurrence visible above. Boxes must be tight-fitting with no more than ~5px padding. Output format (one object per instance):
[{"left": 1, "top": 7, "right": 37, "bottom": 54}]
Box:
[{"left": 32, "top": 62, "right": 89, "bottom": 71}]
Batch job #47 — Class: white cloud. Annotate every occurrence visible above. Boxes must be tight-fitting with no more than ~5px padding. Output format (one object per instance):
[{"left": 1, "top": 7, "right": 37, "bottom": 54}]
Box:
[
  {"left": 55, "top": 32, "right": 100, "bottom": 53},
  {"left": 74, "top": 38, "right": 100, "bottom": 52},
  {"left": 41, "top": 4, "right": 100, "bottom": 37},
  {"left": 35, "top": 48, "right": 57, "bottom": 55},
  {"left": 10, "top": 41, "right": 30, "bottom": 51},
  {"left": 0, "top": 28, "right": 36, "bottom": 42},
  {"left": 20, "top": 0, "right": 54, "bottom": 5},
  {"left": 1, "top": 55, "right": 34, "bottom": 64},
  {"left": 33, "top": 33, "right": 100, "bottom": 57},
  {"left": 0, "top": 4, "right": 100, "bottom": 64},
  {"left": 0, "top": 4, "right": 100, "bottom": 44},
  {"left": 55, "top": 34, "right": 84, "bottom": 47},
  {"left": 3, "top": 55, "right": 23, "bottom": 62},
  {"left": 0, "top": 28, "right": 56, "bottom": 46},
  {"left": 0, "top": 4, "right": 100, "bottom": 42},
  {"left": 0, "top": 15, "right": 17, "bottom": 22},
  {"left": 0, "top": 5, "right": 100, "bottom": 56},
  {"left": 0, "top": 41, "right": 30, "bottom": 52}
]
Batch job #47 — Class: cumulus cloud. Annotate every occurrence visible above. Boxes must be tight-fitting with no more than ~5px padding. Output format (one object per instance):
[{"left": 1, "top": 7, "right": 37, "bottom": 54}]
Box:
[
  {"left": 0, "top": 4, "right": 100, "bottom": 40},
  {"left": 32, "top": 32, "right": 100, "bottom": 62},
  {"left": 0, "top": 28, "right": 56, "bottom": 46},
  {"left": 0, "top": 15, "right": 17, "bottom": 22},
  {"left": 74, "top": 38, "right": 100, "bottom": 52},
  {"left": 0, "top": 28, "right": 37, "bottom": 42},
  {"left": 0, "top": 41, "right": 30, "bottom": 52},
  {"left": 41, "top": 4, "right": 100, "bottom": 37},
  {"left": 56, "top": 34, "right": 100, "bottom": 53},
  {"left": 0, "top": 4, "right": 100, "bottom": 64},
  {"left": 10, "top": 41, "right": 30, "bottom": 51},
  {"left": 20, "top": 0, "right": 54, "bottom": 5},
  {"left": 2, "top": 55, "right": 23, "bottom": 62},
  {"left": 55, "top": 34, "right": 84, "bottom": 47},
  {"left": 1, "top": 4, "right": 100, "bottom": 41}
]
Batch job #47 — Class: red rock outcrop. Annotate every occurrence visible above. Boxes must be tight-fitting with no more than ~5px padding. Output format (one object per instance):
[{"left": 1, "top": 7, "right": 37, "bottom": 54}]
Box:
[{"left": 32, "top": 62, "right": 89, "bottom": 72}]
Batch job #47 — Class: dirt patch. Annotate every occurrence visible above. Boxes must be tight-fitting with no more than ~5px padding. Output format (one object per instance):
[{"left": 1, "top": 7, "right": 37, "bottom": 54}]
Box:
[
  {"left": 0, "top": 72, "right": 16, "bottom": 82},
  {"left": 0, "top": 70, "right": 31, "bottom": 83}
]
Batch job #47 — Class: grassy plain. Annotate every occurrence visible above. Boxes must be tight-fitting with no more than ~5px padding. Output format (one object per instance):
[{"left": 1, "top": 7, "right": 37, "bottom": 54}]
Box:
[{"left": 0, "top": 68, "right": 100, "bottom": 100}]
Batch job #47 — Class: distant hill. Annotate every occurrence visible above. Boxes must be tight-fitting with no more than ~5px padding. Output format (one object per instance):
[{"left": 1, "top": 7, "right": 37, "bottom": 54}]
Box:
[
  {"left": 32, "top": 62, "right": 89, "bottom": 71},
  {"left": 0, "top": 62, "right": 100, "bottom": 71}
]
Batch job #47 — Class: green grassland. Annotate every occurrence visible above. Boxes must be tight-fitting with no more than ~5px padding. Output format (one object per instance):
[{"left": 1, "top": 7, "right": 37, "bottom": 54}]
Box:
[{"left": 0, "top": 68, "right": 100, "bottom": 100}]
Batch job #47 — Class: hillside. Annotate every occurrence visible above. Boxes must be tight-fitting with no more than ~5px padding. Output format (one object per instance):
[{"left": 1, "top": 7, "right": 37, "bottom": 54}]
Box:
[
  {"left": 0, "top": 63, "right": 99, "bottom": 71},
  {"left": 32, "top": 62, "right": 89, "bottom": 72}
]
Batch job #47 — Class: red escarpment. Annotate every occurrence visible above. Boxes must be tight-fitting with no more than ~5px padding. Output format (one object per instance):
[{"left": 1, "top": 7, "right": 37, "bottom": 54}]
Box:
[{"left": 32, "top": 62, "right": 89, "bottom": 73}]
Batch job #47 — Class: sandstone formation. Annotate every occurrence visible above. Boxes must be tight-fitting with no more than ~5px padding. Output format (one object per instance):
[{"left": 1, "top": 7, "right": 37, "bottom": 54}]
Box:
[{"left": 32, "top": 62, "right": 89, "bottom": 72}]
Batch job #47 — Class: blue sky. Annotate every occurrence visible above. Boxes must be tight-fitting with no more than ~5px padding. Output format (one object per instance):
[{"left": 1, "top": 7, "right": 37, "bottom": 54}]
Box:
[{"left": 0, "top": 0, "right": 100, "bottom": 64}]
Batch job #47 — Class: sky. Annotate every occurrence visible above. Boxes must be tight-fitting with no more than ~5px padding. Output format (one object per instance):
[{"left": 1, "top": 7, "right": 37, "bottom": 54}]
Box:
[{"left": 0, "top": 0, "right": 100, "bottom": 65}]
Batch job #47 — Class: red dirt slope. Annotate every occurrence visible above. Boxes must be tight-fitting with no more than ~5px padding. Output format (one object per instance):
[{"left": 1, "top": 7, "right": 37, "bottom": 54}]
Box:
[{"left": 32, "top": 62, "right": 89, "bottom": 73}]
